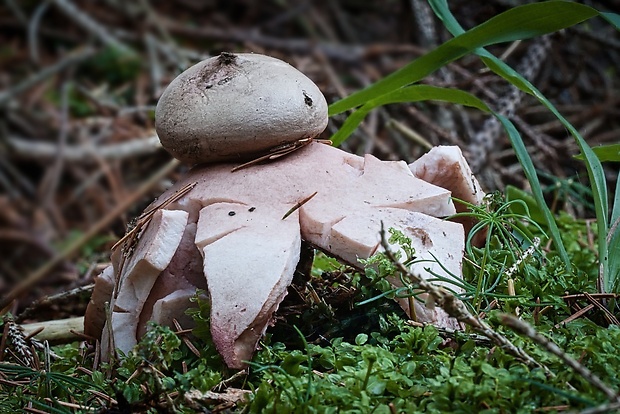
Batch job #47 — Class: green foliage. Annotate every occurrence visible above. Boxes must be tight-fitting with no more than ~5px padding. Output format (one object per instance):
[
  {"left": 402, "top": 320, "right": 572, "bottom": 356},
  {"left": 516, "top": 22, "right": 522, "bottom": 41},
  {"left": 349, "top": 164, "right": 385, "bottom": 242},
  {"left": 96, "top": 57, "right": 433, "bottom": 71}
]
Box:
[
  {"left": 311, "top": 252, "right": 345, "bottom": 278},
  {"left": 358, "top": 228, "right": 419, "bottom": 303},
  {"left": 328, "top": 0, "right": 620, "bottom": 292},
  {"left": 359, "top": 195, "right": 590, "bottom": 317},
  {"left": 245, "top": 315, "right": 620, "bottom": 413},
  {"left": 430, "top": 0, "right": 612, "bottom": 289},
  {"left": 186, "top": 291, "right": 227, "bottom": 369},
  {"left": 0, "top": 206, "right": 616, "bottom": 412},
  {"left": 45, "top": 83, "right": 95, "bottom": 118},
  {"left": 576, "top": 143, "right": 620, "bottom": 163},
  {"left": 0, "top": 346, "right": 106, "bottom": 412},
  {"left": 329, "top": 2, "right": 598, "bottom": 119}
]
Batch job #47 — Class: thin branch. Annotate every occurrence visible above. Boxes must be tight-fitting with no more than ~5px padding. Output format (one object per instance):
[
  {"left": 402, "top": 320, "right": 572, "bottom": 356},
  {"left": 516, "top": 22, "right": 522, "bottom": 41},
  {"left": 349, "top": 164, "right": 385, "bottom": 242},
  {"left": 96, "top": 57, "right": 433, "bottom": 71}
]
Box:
[
  {"left": 16, "top": 284, "right": 94, "bottom": 323},
  {"left": 501, "top": 314, "right": 619, "bottom": 402},
  {"left": 28, "top": 0, "right": 51, "bottom": 64},
  {"left": 7, "top": 135, "right": 163, "bottom": 162},
  {"left": 282, "top": 191, "right": 318, "bottom": 220},
  {"left": 162, "top": 17, "right": 425, "bottom": 64},
  {"left": 576, "top": 401, "right": 620, "bottom": 414},
  {"left": 20, "top": 317, "right": 85, "bottom": 343},
  {"left": 378, "top": 223, "right": 546, "bottom": 371}
]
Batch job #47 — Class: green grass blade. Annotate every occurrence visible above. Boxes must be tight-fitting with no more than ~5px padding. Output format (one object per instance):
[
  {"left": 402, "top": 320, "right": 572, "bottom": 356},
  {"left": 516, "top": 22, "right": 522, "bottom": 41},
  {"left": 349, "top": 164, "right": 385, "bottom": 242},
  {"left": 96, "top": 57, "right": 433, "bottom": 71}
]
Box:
[
  {"left": 575, "top": 143, "right": 620, "bottom": 163},
  {"left": 492, "top": 114, "right": 571, "bottom": 265},
  {"left": 332, "top": 85, "right": 572, "bottom": 272},
  {"left": 329, "top": 1, "right": 597, "bottom": 116},
  {"left": 481, "top": 56, "right": 607, "bottom": 278},
  {"left": 612, "top": 174, "right": 620, "bottom": 228},
  {"left": 593, "top": 15, "right": 620, "bottom": 183},
  {"left": 601, "top": 12, "right": 620, "bottom": 30},
  {"left": 608, "top": 173, "right": 620, "bottom": 292},
  {"left": 331, "top": 85, "right": 491, "bottom": 146},
  {"left": 430, "top": 0, "right": 616, "bottom": 287}
]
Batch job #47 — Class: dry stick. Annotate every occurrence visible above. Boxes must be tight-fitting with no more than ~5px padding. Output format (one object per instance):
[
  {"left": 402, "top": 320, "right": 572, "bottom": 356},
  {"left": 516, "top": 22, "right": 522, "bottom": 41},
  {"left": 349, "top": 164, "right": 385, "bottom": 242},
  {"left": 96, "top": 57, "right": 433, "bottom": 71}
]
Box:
[
  {"left": 410, "top": 0, "right": 456, "bottom": 134},
  {"left": 230, "top": 138, "right": 331, "bottom": 172},
  {"left": 404, "top": 106, "right": 460, "bottom": 146},
  {"left": 16, "top": 284, "right": 94, "bottom": 323},
  {"left": 554, "top": 304, "right": 595, "bottom": 329},
  {"left": 7, "top": 135, "right": 163, "bottom": 162},
  {"left": 467, "top": 35, "right": 552, "bottom": 173},
  {"left": 577, "top": 401, "right": 620, "bottom": 414},
  {"left": 385, "top": 119, "right": 433, "bottom": 150},
  {"left": 583, "top": 292, "right": 620, "bottom": 326},
  {"left": 28, "top": 1, "right": 51, "bottom": 64},
  {"left": 40, "top": 81, "right": 71, "bottom": 225},
  {"left": 314, "top": 48, "right": 380, "bottom": 155},
  {"left": 0, "top": 159, "right": 180, "bottom": 314},
  {"left": 140, "top": 0, "right": 193, "bottom": 70},
  {"left": 163, "top": 17, "right": 426, "bottom": 64},
  {"left": 501, "top": 314, "right": 619, "bottom": 402},
  {"left": 407, "top": 320, "right": 492, "bottom": 346},
  {"left": 282, "top": 192, "right": 318, "bottom": 220},
  {"left": 21, "top": 317, "right": 85, "bottom": 343},
  {"left": 378, "top": 223, "right": 546, "bottom": 371},
  {"left": 4, "top": 0, "right": 29, "bottom": 25}
]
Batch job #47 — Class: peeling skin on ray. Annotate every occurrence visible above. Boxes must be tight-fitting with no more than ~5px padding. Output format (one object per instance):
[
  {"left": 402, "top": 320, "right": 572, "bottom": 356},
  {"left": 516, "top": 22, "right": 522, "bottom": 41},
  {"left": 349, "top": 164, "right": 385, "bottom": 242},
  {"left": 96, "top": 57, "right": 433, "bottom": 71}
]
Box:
[
  {"left": 86, "top": 142, "right": 483, "bottom": 369},
  {"left": 200, "top": 204, "right": 301, "bottom": 367},
  {"left": 83, "top": 265, "right": 114, "bottom": 339},
  {"left": 137, "top": 222, "right": 206, "bottom": 338}
]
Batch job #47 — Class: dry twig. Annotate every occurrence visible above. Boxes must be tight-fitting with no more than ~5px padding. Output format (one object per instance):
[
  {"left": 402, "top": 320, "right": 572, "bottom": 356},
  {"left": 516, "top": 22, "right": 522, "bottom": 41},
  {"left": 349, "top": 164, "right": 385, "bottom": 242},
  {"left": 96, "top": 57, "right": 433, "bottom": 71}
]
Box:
[
  {"left": 7, "top": 135, "right": 163, "bottom": 162},
  {"left": 378, "top": 223, "right": 546, "bottom": 371},
  {"left": 501, "top": 314, "right": 619, "bottom": 402}
]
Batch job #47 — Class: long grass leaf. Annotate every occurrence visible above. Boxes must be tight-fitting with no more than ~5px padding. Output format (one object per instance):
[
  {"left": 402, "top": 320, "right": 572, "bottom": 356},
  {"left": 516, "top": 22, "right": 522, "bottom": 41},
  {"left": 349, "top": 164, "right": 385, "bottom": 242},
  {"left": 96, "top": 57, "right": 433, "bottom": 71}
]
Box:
[
  {"left": 612, "top": 174, "right": 620, "bottom": 228},
  {"left": 491, "top": 114, "right": 572, "bottom": 264},
  {"left": 331, "top": 85, "right": 569, "bottom": 274},
  {"left": 331, "top": 85, "right": 491, "bottom": 145},
  {"left": 601, "top": 12, "right": 620, "bottom": 30},
  {"left": 430, "top": 0, "right": 617, "bottom": 286},
  {"left": 608, "top": 174, "right": 620, "bottom": 292},
  {"left": 329, "top": 2, "right": 597, "bottom": 116}
]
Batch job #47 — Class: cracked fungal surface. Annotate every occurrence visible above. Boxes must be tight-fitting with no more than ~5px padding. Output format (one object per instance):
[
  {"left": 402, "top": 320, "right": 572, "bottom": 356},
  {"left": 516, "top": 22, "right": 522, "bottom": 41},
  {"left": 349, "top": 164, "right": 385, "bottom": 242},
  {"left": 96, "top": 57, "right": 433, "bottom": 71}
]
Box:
[{"left": 88, "top": 142, "right": 483, "bottom": 368}]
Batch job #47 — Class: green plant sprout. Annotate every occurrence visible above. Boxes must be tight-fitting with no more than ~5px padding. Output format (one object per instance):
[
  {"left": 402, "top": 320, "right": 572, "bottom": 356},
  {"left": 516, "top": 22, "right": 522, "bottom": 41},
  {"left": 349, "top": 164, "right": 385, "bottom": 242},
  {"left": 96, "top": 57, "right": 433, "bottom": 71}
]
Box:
[
  {"left": 537, "top": 170, "right": 596, "bottom": 213},
  {"left": 450, "top": 193, "right": 547, "bottom": 310},
  {"left": 357, "top": 192, "right": 550, "bottom": 316}
]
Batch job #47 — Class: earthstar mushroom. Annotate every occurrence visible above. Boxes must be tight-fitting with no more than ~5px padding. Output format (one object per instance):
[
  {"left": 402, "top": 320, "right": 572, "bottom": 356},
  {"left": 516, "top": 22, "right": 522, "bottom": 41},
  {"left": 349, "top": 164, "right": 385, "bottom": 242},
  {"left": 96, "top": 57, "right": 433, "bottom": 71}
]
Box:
[{"left": 85, "top": 52, "right": 484, "bottom": 369}]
